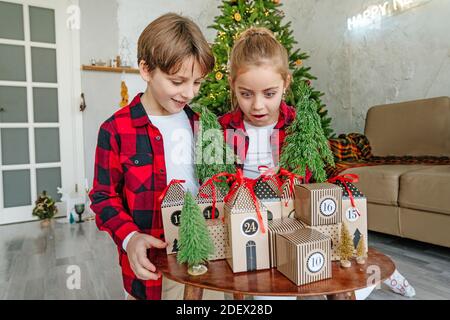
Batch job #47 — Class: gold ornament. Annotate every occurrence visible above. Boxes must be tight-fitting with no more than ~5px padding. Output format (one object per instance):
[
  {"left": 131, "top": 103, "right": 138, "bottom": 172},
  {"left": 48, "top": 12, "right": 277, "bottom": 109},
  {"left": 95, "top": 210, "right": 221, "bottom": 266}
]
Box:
[
  {"left": 234, "top": 12, "right": 242, "bottom": 22},
  {"left": 120, "top": 81, "right": 129, "bottom": 108},
  {"left": 215, "top": 71, "right": 223, "bottom": 81},
  {"left": 273, "top": 0, "right": 280, "bottom": 4},
  {"left": 295, "top": 59, "right": 303, "bottom": 66},
  {"left": 265, "top": 10, "right": 269, "bottom": 16}
]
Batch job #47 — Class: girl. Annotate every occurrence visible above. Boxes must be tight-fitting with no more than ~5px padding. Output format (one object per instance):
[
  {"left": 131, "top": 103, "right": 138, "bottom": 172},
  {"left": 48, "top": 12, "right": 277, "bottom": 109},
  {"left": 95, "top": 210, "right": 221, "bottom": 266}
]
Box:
[{"left": 219, "top": 27, "right": 415, "bottom": 300}]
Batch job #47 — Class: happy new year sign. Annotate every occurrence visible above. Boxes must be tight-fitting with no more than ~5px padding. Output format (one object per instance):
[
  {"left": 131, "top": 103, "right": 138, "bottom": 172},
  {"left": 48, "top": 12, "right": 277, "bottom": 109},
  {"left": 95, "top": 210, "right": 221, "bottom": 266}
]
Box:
[{"left": 347, "top": 0, "right": 431, "bottom": 31}]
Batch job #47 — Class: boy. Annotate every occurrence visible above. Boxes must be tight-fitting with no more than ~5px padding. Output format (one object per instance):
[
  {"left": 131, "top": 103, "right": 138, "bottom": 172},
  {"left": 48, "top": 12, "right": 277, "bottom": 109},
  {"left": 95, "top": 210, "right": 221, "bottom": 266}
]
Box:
[{"left": 89, "top": 13, "right": 218, "bottom": 300}]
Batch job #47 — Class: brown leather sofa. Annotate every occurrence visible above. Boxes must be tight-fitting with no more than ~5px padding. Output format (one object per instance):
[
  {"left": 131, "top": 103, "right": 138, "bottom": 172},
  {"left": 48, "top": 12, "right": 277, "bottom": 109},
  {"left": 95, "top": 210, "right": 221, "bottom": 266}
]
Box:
[{"left": 340, "top": 96, "right": 450, "bottom": 248}]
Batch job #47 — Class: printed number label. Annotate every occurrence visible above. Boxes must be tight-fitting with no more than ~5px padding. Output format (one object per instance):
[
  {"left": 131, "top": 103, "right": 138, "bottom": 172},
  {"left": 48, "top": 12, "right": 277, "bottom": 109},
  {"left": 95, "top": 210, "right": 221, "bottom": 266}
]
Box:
[
  {"left": 171, "top": 211, "right": 181, "bottom": 226},
  {"left": 241, "top": 218, "right": 258, "bottom": 237},
  {"left": 320, "top": 198, "right": 336, "bottom": 217},
  {"left": 307, "top": 252, "right": 325, "bottom": 273},
  {"left": 346, "top": 207, "right": 359, "bottom": 222},
  {"left": 203, "top": 206, "right": 219, "bottom": 220}
]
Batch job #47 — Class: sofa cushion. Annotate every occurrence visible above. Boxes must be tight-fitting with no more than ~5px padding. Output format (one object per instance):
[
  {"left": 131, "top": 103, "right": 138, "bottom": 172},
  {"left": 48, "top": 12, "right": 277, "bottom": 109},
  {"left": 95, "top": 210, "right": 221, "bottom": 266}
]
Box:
[
  {"left": 400, "top": 207, "right": 450, "bottom": 248},
  {"left": 341, "top": 165, "right": 427, "bottom": 206},
  {"left": 365, "top": 96, "right": 450, "bottom": 157},
  {"left": 399, "top": 165, "right": 450, "bottom": 216}
]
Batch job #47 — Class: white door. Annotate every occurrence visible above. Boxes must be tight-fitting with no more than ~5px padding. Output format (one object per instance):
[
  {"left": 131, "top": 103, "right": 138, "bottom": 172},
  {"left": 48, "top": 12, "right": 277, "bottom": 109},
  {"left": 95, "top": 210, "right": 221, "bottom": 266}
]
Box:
[{"left": 0, "top": 0, "right": 82, "bottom": 224}]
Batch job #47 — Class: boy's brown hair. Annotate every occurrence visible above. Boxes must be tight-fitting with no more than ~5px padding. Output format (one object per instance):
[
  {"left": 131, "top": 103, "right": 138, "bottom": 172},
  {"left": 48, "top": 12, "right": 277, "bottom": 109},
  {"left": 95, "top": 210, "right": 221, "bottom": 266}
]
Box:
[{"left": 138, "top": 13, "right": 214, "bottom": 76}]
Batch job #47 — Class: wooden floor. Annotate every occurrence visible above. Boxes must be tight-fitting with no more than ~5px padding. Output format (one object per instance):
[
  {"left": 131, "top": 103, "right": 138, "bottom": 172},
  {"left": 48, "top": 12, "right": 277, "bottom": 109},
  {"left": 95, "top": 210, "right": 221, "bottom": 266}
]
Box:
[{"left": 1, "top": 218, "right": 449, "bottom": 300}]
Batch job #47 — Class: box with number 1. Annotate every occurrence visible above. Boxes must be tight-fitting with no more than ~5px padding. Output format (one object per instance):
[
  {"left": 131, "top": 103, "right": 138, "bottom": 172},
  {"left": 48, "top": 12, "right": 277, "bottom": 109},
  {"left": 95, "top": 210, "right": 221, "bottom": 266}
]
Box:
[{"left": 294, "top": 183, "right": 342, "bottom": 226}]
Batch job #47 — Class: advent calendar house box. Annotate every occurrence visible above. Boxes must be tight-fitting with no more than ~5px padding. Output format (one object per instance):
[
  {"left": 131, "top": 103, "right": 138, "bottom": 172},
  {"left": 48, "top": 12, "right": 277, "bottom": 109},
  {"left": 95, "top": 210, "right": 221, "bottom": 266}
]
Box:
[
  {"left": 207, "top": 219, "right": 227, "bottom": 261},
  {"left": 279, "top": 177, "right": 302, "bottom": 218},
  {"left": 254, "top": 178, "right": 282, "bottom": 221},
  {"left": 224, "top": 185, "right": 270, "bottom": 273},
  {"left": 276, "top": 228, "right": 332, "bottom": 286},
  {"left": 308, "top": 223, "right": 341, "bottom": 261},
  {"left": 268, "top": 218, "right": 306, "bottom": 268},
  {"left": 294, "top": 183, "right": 342, "bottom": 226},
  {"left": 196, "top": 180, "right": 225, "bottom": 221},
  {"left": 333, "top": 180, "right": 368, "bottom": 255},
  {"left": 161, "top": 182, "right": 186, "bottom": 254}
]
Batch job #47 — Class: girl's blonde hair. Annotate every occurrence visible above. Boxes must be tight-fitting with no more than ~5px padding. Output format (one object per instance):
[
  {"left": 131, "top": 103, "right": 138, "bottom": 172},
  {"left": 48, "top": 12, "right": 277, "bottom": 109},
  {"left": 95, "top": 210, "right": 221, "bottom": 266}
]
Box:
[{"left": 229, "top": 27, "right": 290, "bottom": 108}]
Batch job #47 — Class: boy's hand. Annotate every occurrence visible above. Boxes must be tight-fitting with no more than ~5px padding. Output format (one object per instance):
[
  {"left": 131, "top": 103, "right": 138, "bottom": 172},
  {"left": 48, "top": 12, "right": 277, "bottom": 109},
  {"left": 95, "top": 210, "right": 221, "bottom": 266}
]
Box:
[{"left": 126, "top": 232, "right": 167, "bottom": 281}]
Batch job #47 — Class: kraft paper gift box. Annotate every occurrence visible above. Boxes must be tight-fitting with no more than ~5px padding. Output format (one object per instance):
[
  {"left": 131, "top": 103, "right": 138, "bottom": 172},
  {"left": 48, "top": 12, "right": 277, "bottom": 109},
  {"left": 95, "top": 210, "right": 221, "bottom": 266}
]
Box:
[
  {"left": 224, "top": 184, "right": 270, "bottom": 273},
  {"left": 294, "top": 183, "right": 342, "bottom": 226},
  {"left": 309, "top": 223, "right": 341, "bottom": 261},
  {"left": 333, "top": 180, "right": 368, "bottom": 255},
  {"left": 279, "top": 177, "right": 302, "bottom": 219},
  {"left": 276, "top": 228, "right": 332, "bottom": 286},
  {"left": 161, "top": 182, "right": 186, "bottom": 254},
  {"left": 207, "top": 219, "right": 227, "bottom": 261},
  {"left": 196, "top": 180, "right": 225, "bottom": 221},
  {"left": 254, "top": 178, "right": 282, "bottom": 221},
  {"left": 268, "top": 218, "right": 306, "bottom": 268}
]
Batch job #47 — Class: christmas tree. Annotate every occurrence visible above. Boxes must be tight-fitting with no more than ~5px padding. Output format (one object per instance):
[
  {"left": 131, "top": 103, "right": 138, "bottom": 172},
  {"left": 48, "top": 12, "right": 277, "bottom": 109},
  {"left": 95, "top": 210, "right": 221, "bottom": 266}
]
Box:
[
  {"left": 177, "top": 192, "right": 215, "bottom": 274},
  {"left": 193, "top": 0, "right": 334, "bottom": 138},
  {"left": 192, "top": 104, "right": 236, "bottom": 183},
  {"left": 279, "top": 81, "right": 335, "bottom": 182},
  {"left": 338, "top": 222, "right": 354, "bottom": 267}
]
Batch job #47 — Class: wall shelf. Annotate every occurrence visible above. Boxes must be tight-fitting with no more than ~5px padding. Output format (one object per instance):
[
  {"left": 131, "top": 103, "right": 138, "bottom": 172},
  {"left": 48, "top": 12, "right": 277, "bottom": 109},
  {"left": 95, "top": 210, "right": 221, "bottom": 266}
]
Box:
[{"left": 81, "top": 65, "right": 140, "bottom": 74}]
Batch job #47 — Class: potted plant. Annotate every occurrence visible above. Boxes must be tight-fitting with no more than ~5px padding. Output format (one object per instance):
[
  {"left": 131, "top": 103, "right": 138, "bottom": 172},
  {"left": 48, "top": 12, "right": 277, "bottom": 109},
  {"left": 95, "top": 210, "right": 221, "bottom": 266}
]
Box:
[{"left": 32, "top": 191, "right": 58, "bottom": 227}]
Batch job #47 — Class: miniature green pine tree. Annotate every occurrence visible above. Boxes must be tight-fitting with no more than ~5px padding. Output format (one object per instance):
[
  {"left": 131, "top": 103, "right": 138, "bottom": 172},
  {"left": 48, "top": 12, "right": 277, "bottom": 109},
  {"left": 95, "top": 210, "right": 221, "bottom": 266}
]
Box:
[
  {"left": 279, "top": 81, "right": 335, "bottom": 182},
  {"left": 177, "top": 192, "right": 215, "bottom": 275},
  {"left": 193, "top": 104, "right": 236, "bottom": 184},
  {"left": 338, "top": 222, "right": 354, "bottom": 267}
]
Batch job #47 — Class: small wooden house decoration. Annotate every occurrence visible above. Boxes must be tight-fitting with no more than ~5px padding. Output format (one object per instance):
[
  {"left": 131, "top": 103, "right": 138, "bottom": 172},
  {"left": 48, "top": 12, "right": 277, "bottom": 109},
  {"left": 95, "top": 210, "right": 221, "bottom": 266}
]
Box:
[
  {"left": 254, "top": 178, "right": 282, "bottom": 221},
  {"left": 224, "top": 184, "right": 270, "bottom": 273},
  {"left": 161, "top": 181, "right": 186, "bottom": 254}
]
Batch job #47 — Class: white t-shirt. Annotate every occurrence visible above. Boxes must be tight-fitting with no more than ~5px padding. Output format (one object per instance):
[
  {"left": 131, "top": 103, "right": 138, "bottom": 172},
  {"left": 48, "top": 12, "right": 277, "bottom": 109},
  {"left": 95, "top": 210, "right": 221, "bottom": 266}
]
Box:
[
  {"left": 148, "top": 111, "right": 199, "bottom": 195},
  {"left": 243, "top": 121, "right": 276, "bottom": 179},
  {"left": 123, "top": 110, "right": 198, "bottom": 251}
]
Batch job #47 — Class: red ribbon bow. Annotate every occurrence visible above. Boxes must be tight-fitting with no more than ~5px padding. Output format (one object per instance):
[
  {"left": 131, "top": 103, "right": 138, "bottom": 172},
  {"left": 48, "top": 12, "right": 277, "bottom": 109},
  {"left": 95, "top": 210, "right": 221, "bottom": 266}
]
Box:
[
  {"left": 158, "top": 179, "right": 186, "bottom": 204},
  {"left": 278, "top": 168, "right": 304, "bottom": 207},
  {"left": 198, "top": 173, "right": 231, "bottom": 220},
  {"left": 328, "top": 174, "right": 360, "bottom": 216},
  {"left": 259, "top": 166, "right": 282, "bottom": 191},
  {"left": 224, "top": 169, "right": 266, "bottom": 234}
]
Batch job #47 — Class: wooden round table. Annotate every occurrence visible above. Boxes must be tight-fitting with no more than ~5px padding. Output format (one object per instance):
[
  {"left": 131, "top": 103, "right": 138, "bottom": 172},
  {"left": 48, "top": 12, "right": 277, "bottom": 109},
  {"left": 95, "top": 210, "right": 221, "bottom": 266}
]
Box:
[{"left": 153, "top": 247, "right": 395, "bottom": 300}]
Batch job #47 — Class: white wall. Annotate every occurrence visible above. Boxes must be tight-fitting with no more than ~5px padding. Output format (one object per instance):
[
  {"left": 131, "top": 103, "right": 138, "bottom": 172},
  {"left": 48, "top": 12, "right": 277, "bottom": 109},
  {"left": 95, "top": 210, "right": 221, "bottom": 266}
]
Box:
[
  {"left": 80, "top": 0, "right": 121, "bottom": 187},
  {"left": 80, "top": 0, "right": 450, "bottom": 184},
  {"left": 285, "top": 0, "right": 450, "bottom": 134},
  {"left": 346, "top": 0, "right": 450, "bottom": 132}
]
